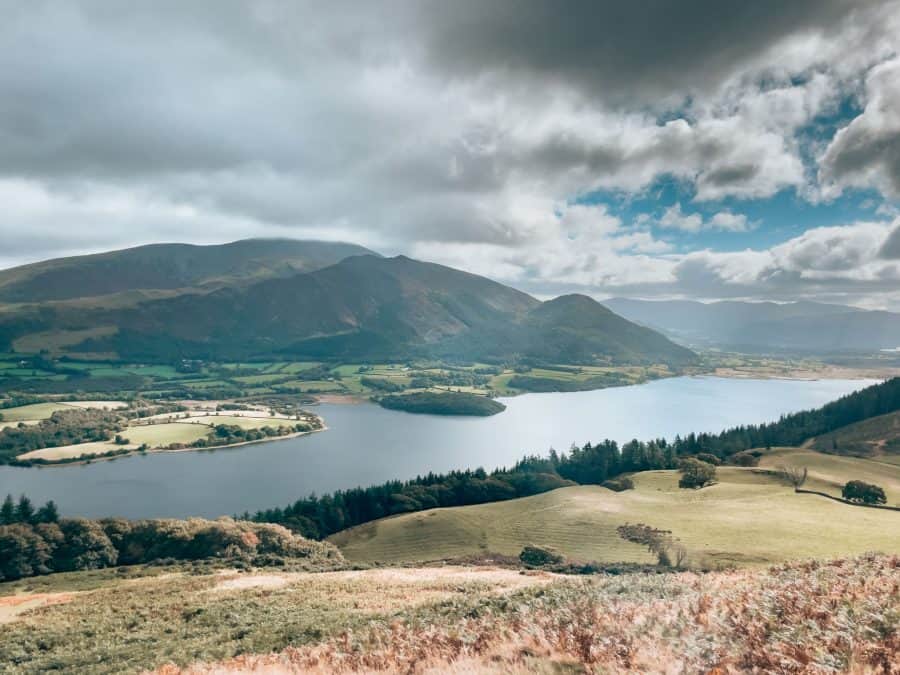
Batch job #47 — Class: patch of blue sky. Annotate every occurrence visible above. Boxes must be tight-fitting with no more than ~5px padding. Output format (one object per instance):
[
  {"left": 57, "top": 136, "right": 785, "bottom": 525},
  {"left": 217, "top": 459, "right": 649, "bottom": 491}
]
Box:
[{"left": 572, "top": 92, "right": 890, "bottom": 253}]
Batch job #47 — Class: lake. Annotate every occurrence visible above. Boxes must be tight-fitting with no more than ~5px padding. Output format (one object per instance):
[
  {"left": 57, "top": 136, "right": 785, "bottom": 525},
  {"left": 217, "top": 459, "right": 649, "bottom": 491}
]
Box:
[{"left": 0, "top": 376, "right": 877, "bottom": 519}]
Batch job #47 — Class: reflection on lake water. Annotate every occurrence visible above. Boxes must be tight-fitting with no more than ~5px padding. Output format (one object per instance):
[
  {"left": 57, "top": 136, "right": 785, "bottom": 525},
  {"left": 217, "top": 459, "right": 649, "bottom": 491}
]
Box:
[{"left": 0, "top": 376, "right": 876, "bottom": 519}]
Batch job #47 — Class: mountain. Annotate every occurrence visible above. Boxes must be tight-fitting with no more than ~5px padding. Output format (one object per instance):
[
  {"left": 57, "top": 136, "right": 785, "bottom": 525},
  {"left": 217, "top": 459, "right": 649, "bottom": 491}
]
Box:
[
  {"left": 603, "top": 298, "right": 900, "bottom": 353},
  {"left": 0, "top": 252, "right": 696, "bottom": 365},
  {"left": 0, "top": 239, "right": 377, "bottom": 304},
  {"left": 521, "top": 294, "right": 697, "bottom": 364}
]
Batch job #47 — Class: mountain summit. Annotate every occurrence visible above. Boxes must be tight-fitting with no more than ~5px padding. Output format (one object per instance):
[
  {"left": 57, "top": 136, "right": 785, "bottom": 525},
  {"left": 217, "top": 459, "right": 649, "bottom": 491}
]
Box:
[{"left": 0, "top": 247, "right": 695, "bottom": 366}]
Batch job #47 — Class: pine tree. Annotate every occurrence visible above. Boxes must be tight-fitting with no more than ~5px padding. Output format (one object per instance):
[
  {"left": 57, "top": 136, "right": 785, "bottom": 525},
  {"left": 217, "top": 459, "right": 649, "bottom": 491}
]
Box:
[
  {"left": 15, "top": 495, "right": 35, "bottom": 524},
  {"left": 0, "top": 494, "right": 14, "bottom": 524},
  {"left": 35, "top": 500, "right": 59, "bottom": 523}
]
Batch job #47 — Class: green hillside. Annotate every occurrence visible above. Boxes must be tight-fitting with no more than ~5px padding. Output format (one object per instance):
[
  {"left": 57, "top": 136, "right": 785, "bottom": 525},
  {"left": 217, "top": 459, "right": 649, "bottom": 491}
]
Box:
[
  {"left": 331, "top": 454, "right": 900, "bottom": 567},
  {"left": 0, "top": 238, "right": 376, "bottom": 304},
  {"left": 807, "top": 410, "right": 900, "bottom": 460},
  {"left": 0, "top": 253, "right": 696, "bottom": 366}
]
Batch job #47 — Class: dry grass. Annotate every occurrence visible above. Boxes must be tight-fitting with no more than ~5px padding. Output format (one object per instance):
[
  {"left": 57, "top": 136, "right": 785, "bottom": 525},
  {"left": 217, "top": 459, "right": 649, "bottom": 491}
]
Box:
[
  {"left": 332, "top": 463, "right": 900, "bottom": 567},
  {"left": 159, "top": 554, "right": 900, "bottom": 674},
  {"left": 760, "top": 447, "right": 900, "bottom": 504},
  {"left": 807, "top": 410, "right": 900, "bottom": 459},
  {"left": 0, "top": 566, "right": 552, "bottom": 673}
]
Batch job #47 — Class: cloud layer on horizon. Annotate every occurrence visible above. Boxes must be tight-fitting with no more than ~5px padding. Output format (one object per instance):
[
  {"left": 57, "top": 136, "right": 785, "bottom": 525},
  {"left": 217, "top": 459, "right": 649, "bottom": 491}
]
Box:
[{"left": 0, "top": 1, "right": 899, "bottom": 308}]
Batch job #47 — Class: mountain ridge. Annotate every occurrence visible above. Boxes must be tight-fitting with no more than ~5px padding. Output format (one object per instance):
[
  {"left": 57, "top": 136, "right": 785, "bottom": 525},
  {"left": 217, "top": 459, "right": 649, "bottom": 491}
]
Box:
[
  {"left": 0, "top": 238, "right": 378, "bottom": 304},
  {"left": 0, "top": 249, "right": 695, "bottom": 366}
]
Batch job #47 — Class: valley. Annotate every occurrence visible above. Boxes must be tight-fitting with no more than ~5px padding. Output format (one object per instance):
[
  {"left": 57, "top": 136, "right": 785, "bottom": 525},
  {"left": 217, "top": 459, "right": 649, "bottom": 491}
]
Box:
[{"left": 1, "top": 240, "right": 900, "bottom": 674}]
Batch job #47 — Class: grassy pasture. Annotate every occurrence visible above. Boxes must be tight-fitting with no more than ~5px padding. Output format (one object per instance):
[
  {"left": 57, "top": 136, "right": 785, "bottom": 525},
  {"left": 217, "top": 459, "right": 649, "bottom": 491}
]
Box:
[
  {"left": 122, "top": 423, "right": 212, "bottom": 447},
  {"left": 0, "top": 402, "right": 76, "bottom": 421},
  {"left": 332, "top": 461, "right": 900, "bottom": 567},
  {"left": 17, "top": 440, "right": 124, "bottom": 461},
  {"left": 759, "top": 447, "right": 900, "bottom": 504},
  {"left": 231, "top": 374, "right": 291, "bottom": 385},
  {"left": 276, "top": 379, "right": 345, "bottom": 392},
  {"left": 184, "top": 415, "right": 296, "bottom": 430}
]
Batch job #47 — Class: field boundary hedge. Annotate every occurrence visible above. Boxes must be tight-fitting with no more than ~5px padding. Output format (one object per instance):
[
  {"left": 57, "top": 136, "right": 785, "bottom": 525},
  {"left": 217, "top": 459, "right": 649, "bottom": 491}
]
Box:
[{"left": 795, "top": 488, "right": 900, "bottom": 512}]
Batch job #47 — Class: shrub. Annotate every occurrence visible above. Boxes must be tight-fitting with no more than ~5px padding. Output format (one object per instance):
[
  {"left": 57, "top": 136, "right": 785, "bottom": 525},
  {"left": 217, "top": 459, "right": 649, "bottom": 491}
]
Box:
[
  {"left": 729, "top": 451, "right": 760, "bottom": 467},
  {"left": 842, "top": 480, "right": 887, "bottom": 505},
  {"left": 519, "top": 544, "right": 564, "bottom": 567},
  {"left": 678, "top": 458, "right": 717, "bottom": 489},
  {"left": 694, "top": 453, "right": 721, "bottom": 466},
  {"left": 54, "top": 519, "right": 118, "bottom": 571},
  {"left": 602, "top": 476, "right": 635, "bottom": 492}
]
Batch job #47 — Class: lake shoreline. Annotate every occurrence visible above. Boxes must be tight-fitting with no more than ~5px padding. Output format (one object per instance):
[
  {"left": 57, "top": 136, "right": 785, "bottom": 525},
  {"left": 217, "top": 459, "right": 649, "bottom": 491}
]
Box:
[{"left": 0, "top": 377, "right": 878, "bottom": 520}]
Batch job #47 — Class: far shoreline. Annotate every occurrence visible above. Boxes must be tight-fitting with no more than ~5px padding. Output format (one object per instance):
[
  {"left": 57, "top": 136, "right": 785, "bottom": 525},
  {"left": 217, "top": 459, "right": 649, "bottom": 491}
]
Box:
[{"left": 15, "top": 416, "right": 328, "bottom": 469}]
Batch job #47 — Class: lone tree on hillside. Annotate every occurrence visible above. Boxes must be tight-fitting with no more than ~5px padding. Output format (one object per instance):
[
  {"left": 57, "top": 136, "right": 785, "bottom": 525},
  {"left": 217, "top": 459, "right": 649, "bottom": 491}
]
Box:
[
  {"left": 617, "top": 523, "right": 688, "bottom": 569},
  {"left": 777, "top": 464, "right": 808, "bottom": 488},
  {"left": 842, "top": 480, "right": 887, "bottom": 505},
  {"left": 678, "top": 458, "right": 717, "bottom": 489}
]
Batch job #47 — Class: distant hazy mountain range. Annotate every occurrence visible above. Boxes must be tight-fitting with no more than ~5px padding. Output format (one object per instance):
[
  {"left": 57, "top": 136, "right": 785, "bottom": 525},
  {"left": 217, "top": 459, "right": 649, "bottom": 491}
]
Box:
[
  {"left": 603, "top": 298, "right": 900, "bottom": 353},
  {"left": 0, "top": 240, "right": 695, "bottom": 365}
]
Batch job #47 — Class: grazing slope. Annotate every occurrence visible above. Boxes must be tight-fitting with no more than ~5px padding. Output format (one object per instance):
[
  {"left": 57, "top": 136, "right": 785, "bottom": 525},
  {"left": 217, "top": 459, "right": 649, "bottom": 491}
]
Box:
[
  {"left": 1, "top": 253, "right": 695, "bottom": 365},
  {"left": 0, "top": 238, "right": 376, "bottom": 303},
  {"left": 759, "top": 447, "right": 900, "bottom": 502},
  {"left": 807, "top": 410, "right": 900, "bottom": 461},
  {"left": 331, "top": 460, "right": 900, "bottom": 566},
  {"left": 604, "top": 297, "right": 900, "bottom": 352}
]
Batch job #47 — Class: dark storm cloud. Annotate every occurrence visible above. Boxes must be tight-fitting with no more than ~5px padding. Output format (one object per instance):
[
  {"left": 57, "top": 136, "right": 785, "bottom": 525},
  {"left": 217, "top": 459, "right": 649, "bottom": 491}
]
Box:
[
  {"left": 412, "top": 0, "right": 881, "bottom": 103},
  {"left": 881, "top": 225, "right": 900, "bottom": 259}
]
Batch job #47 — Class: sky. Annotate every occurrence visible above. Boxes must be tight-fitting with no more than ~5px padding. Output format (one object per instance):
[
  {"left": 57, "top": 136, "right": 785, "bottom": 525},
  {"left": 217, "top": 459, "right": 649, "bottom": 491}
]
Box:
[{"left": 1, "top": 1, "right": 899, "bottom": 308}]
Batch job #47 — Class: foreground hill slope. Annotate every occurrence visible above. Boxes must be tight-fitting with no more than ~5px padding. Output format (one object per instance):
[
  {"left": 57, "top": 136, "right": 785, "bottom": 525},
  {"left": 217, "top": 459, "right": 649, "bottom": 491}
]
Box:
[
  {"left": 331, "top": 456, "right": 900, "bottom": 566},
  {"left": 0, "top": 253, "right": 696, "bottom": 364},
  {"left": 0, "top": 238, "right": 377, "bottom": 304},
  {"left": 4, "top": 555, "right": 896, "bottom": 674},
  {"left": 604, "top": 297, "right": 900, "bottom": 352}
]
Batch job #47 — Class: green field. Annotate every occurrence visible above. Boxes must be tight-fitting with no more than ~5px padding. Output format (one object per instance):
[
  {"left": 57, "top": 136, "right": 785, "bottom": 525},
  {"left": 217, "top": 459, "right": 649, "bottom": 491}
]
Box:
[
  {"left": 123, "top": 423, "right": 212, "bottom": 447},
  {"left": 0, "top": 402, "right": 76, "bottom": 421},
  {"left": 185, "top": 415, "right": 296, "bottom": 430},
  {"left": 17, "top": 423, "right": 213, "bottom": 460},
  {"left": 332, "top": 455, "right": 900, "bottom": 567}
]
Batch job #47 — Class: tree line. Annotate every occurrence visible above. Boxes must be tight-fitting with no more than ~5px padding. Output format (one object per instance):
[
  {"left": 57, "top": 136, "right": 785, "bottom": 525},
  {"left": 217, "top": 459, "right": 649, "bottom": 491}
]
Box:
[
  {"left": 0, "top": 506, "right": 341, "bottom": 581},
  {"left": 248, "top": 377, "right": 900, "bottom": 539}
]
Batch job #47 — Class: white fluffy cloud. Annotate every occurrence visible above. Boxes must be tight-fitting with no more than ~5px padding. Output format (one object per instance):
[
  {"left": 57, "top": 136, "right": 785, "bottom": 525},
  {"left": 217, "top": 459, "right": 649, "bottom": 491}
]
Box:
[
  {"left": 414, "top": 217, "right": 900, "bottom": 309},
  {"left": 1, "top": 1, "right": 900, "bottom": 308},
  {"left": 656, "top": 203, "right": 749, "bottom": 233},
  {"left": 820, "top": 58, "right": 900, "bottom": 199}
]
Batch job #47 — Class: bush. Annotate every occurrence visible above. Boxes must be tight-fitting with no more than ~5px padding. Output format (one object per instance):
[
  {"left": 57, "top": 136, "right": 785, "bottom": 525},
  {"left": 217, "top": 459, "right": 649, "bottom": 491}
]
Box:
[
  {"left": 602, "top": 476, "right": 635, "bottom": 492},
  {"left": 519, "top": 544, "right": 564, "bottom": 567},
  {"left": 842, "top": 480, "right": 887, "bottom": 505},
  {"left": 729, "top": 451, "right": 760, "bottom": 467},
  {"left": 678, "top": 458, "right": 717, "bottom": 489},
  {"left": 694, "top": 453, "right": 721, "bottom": 466}
]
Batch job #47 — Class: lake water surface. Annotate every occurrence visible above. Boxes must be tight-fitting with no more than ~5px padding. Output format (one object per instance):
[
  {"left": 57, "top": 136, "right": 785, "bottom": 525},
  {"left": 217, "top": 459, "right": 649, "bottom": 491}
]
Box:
[{"left": 0, "top": 376, "right": 876, "bottom": 519}]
